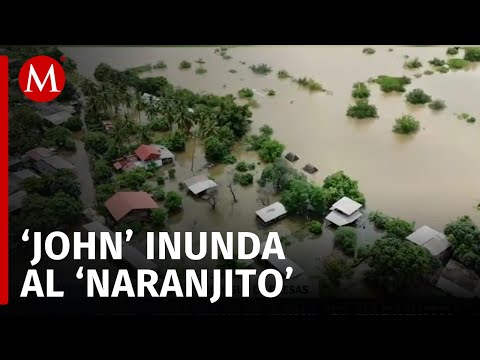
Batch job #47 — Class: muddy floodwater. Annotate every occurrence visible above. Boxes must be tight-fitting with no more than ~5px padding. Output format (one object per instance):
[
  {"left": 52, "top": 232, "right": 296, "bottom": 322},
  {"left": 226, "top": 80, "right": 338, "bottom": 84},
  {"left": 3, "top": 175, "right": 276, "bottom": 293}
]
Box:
[{"left": 62, "top": 45, "right": 480, "bottom": 287}]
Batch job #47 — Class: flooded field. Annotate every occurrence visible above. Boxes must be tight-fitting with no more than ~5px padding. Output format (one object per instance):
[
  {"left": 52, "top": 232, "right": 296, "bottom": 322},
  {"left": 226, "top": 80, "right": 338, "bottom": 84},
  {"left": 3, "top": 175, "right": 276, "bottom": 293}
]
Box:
[{"left": 61, "top": 45, "right": 480, "bottom": 289}]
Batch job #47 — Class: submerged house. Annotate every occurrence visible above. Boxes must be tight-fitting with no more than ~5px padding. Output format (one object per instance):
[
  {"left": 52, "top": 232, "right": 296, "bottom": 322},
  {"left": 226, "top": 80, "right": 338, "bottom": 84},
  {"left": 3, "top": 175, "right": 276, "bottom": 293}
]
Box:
[
  {"left": 326, "top": 196, "right": 363, "bottom": 226},
  {"left": 406, "top": 225, "right": 452, "bottom": 262},
  {"left": 436, "top": 259, "right": 480, "bottom": 298},
  {"left": 184, "top": 175, "right": 218, "bottom": 197},
  {"left": 33, "top": 102, "right": 76, "bottom": 126},
  {"left": 113, "top": 144, "right": 175, "bottom": 171},
  {"left": 303, "top": 163, "right": 318, "bottom": 174},
  {"left": 255, "top": 202, "right": 287, "bottom": 225},
  {"left": 104, "top": 191, "right": 159, "bottom": 224},
  {"left": 24, "top": 147, "right": 73, "bottom": 174},
  {"left": 285, "top": 152, "right": 299, "bottom": 162}
]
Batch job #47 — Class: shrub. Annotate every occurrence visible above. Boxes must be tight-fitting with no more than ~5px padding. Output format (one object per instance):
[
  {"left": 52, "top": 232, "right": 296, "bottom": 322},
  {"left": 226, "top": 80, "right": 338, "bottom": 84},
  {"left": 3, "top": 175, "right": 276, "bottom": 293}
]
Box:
[
  {"left": 157, "top": 176, "right": 165, "bottom": 185},
  {"left": 385, "top": 217, "right": 415, "bottom": 239},
  {"left": 247, "top": 99, "right": 260, "bottom": 108},
  {"left": 161, "top": 131, "right": 186, "bottom": 151},
  {"left": 93, "top": 159, "right": 112, "bottom": 184},
  {"left": 429, "top": 58, "right": 446, "bottom": 67},
  {"left": 404, "top": 57, "right": 422, "bottom": 69},
  {"left": 179, "top": 60, "right": 191, "bottom": 70},
  {"left": 334, "top": 227, "right": 357, "bottom": 257},
  {"left": 375, "top": 75, "right": 411, "bottom": 93},
  {"left": 149, "top": 117, "right": 170, "bottom": 131},
  {"left": 437, "top": 66, "right": 449, "bottom": 73},
  {"left": 447, "top": 47, "right": 459, "bottom": 55},
  {"left": 368, "top": 210, "right": 391, "bottom": 230},
  {"left": 141, "top": 182, "right": 154, "bottom": 193},
  {"left": 84, "top": 131, "right": 110, "bottom": 155},
  {"left": 351, "top": 82, "right": 370, "bottom": 99},
  {"left": 233, "top": 172, "right": 253, "bottom": 186},
  {"left": 43, "top": 127, "right": 74, "bottom": 150},
  {"left": 64, "top": 116, "right": 83, "bottom": 131},
  {"left": 152, "top": 187, "right": 165, "bottom": 201},
  {"left": 249, "top": 63, "right": 272, "bottom": 75},
  {"left": 229, "top": 69, "right": 237, "bottom": 73},
  {"left": 277, "top": 70, "right": 290, "bottom": 79},
  {"left": 260, "top": 125, "right": 274, "bottom": 136},
  {"left": 424, "top": 70, "right": 434, "bottom": 75},
  {"left": 153, "top": 61, "right": 167, "bottom": 69},
  {"left": 223, "top": 154, "right": 237, "bottom": 164},
  {"left": 428, "top": 99, "right": 446, "bottom": 111},
  {"left": 295, "top": 77, "right": 324, "bottom": 92},
  {"left": 267, "top": 89, "right": 276, "bottom": 96},
  {"left": 165, "top": 191, "right": 182, "bottom": 212},
  {"left": 393, "top": 114, "right": 420, "bottom": 134},
  {"left": 238, "top": 88, "right": 254, "bottom": 98},
  {"left": 258, "top": 139, "right": 285, "bottom": 163},
  {"left": 235, "top": 161, "right": 249, "bottom": 172},
  {"left": 168, "top": 168, "right": 176, "bottom": 178},
  {"left": 362, "top": 48, "right": 375, "bottom": 55},
  {"left": 323, "top": 255, "right": 354, "bottom": 287},
  {"left": 195, "top": 67, "right": 207, "bottom": 75},
  {"left": 405, "top": 88, "right": 432, "bottom": 105},
  {"left": 346, "top": 100, "right": 378, "bottom": 119},
  {"left": 447, "top": 58, "right": 470, "bottom": 70},
  {"left": 464, "top": 47, "right": 480, "bottom": 61},
  {"left": 308, "top": 220, "right": 323, "bottom": 235},
  {"left": 151, "top": 208, "right": 167, "bottom": 227},
  {"left": 467, "top": 117, "right": 476, "bottom": 123}
]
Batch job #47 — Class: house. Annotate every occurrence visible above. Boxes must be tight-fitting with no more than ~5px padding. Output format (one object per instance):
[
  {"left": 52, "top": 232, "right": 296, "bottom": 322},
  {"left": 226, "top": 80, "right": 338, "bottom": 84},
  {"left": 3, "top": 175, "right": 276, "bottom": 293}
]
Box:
[
  {"left": 406, "top": 225, "right": 452, "bottom": 261},
  {"left": 25, "top": 147, "right": 54, "bottom": 161},
  {"left": 113, "top": 155, "right": 138, "bottom": 171},
  {"left": 436, "top": 259, "right": 480, "bottom": 298},
  {"left": 303, "top": 163, "right": 318, "bottom": 174},
  {"left": 43, "top": 111, "right": 72, "bottom": 126},
  {"left": 35, "top": 155, "right": 74, "bottom": 175},
  {"left": 83, "top": 221, "right": 157, "bottom": 272},
  {"left": 9, "top": 190, "right": 27, "bottom": 213},
  {"left": 285, "top": 152, "right": 299, "bottom": 162},
  {"left": 255, "top": 202, "right": 287, "bottom": 225},
  {"left": 8, "top": 169, "right": 39, "bottom": 195},
  {"left": 32, "top": 102, "right": 76, "bottom": 126},
  {"left": 153, "top": 144, "right": 175, "bottom": 164},
  {"left": 135, "top": 144, "right": 161, "bottom": 162},
  {"left": 184, "top": 175, "right": 218, "bottom": 196},
  {"left": 105, "top": 191, "right": 159, "bottom": 223},
  {"left": 12, "top": 169, "right": 40, "bottom": 182},
  {"left": 326, "top": 196, "right": 363, "bottom": 226},
  {"left": 113, "top": 144, "right": 175, "bottom": 171},
  {"left": 8, "top": 156, "right": 23, "bottom": 171}
]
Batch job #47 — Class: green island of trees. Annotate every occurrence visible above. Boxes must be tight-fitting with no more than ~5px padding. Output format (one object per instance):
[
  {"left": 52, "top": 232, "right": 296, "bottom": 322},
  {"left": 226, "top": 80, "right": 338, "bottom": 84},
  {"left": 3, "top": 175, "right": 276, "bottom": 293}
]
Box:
[
  {"left": 277, "top": 70, "right": 290, "bottom": 79},
  {"left": 464, "top": 47, "right": 480, "bottom": 61},
  {"left": 249, "top": 63, "right": 272, "bottom": 75},
  {"left": 375, "top": 75, "right": 411, "bottom": 93},
  {"left": 447, "top": 47, "right": 459, "bottom": 55},
  {"left": 126, "top": 64, "right": 152, "bottom": 75},
  {"left": 457, "top": 113, "right": 476, "bottom": 123},
  {"left": 179, "top": 60, "right": 192, "bottom": 70},
  {"left": 267, "top": 89, "right": 276, "bottom": 96},
  {"left": 405, "top": 88, "right": 432, "bottom": 105},
  {"left": 247, "top": 125, "right": 285, "bottom": 163},
  {"left": 362, "top": 48, "right": 375, "bottom": 55},
  {"left": 294, "top": 77, "right": 324, "bottom": 92},
  {"left": 437, "top": 66, "right": 449, "bottom": 73},
  {"left": 346, "top": 100, "right": 378, "bottom": 119},
  {"left": 393, "top": 114, "right": 421, "bottom": 134},
  {"left": 351, "top": 82, "right": 370, "bottom": 99},
  {"left": 447, "top": 58, "right": 470, "bottom": 70},
  {"left": 368, "top": 210, "right": 415, "bottom": 238},
  {"left": 429, "top": 58, "right": 446, "bottom": 67}
]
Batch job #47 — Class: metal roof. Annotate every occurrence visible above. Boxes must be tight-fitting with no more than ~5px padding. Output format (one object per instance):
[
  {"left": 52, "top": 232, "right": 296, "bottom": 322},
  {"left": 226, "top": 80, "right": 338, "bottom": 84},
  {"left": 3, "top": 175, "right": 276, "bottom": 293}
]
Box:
[
  {"left": 326, "top": 209, "right": 362, "bottom": 226},
  {"left": 184, "top": 175, "right": 218, "bottom": 195},
  {"left": 255, "top": 202, "right": 287, "bottom": 223},
  {"left": 105, "top": 192, "right": 159, "bottom": 221},
  {"left": 330, "top": 196, "right": 363, "bottom": 216},
  {"left": 406, "top": 225, "right": 450, "bottom": 256}
]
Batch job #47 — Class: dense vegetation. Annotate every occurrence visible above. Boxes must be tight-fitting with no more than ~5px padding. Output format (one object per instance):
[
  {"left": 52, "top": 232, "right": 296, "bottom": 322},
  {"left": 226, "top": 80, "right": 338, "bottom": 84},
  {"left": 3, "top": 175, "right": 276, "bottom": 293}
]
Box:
[
  {"left": 277, "top": 70, "right": 290, "bottom": 79},
  {"left": 447, "top": 58, "right": 470, "bottom": 70},
  {"left": 405, "top": 88, "right": 432, "bottom": 105},
  {"left": 464, "top": 47, "right": 480, "bottom": 61},
  {"left": 362, "top": 48, "right": 375, "bottom": 55},
  {"left": 238, "top": 88, "right": 254, "bottom": 98},
  {"left": 393, "top": 114, "right": 420, "bottom": 134},
  {"left": 334, "top": 227, "right": 357, "bottom": 256},
  {"left": 444, "top": 216, "right": 480, "bottom": 273},
  {"left": 447, "top": 47, "right": 459, "bottom": 55},
  {"left": 428, "top": 99, "right": 446, "bottom": 110},
  {"left": 247, "top": 125, "right": 285, "bottom": 163},
  {"left": 249, "top": 63, "right": 272, "bottom": 75},
  {"left": 351, "top": 82, "right": 370, "bottom": 99},
  {"left": 294, "top": 77, "right": 324, "bottom": 92},
  {"left": 429, "top": 58, "right": 446, "bottom": 67},
  {"left": 346, "top": 100, "right": 378, "bottom": 119},
  {"left": 375, "top": 75, "right": 411, "bottom": 93},
  {"left": 404, "top": 58, "right": 422, "bottom": 69},
  {"left": 179, "top": 60, "right": 192, "bottom": 70}
]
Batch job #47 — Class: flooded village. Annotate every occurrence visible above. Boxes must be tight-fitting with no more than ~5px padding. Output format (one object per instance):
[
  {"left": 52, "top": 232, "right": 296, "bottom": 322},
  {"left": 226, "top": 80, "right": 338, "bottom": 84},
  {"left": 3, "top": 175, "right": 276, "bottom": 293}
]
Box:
[{"left": 6, "top": 45, "right": 480, "bottom": 301}]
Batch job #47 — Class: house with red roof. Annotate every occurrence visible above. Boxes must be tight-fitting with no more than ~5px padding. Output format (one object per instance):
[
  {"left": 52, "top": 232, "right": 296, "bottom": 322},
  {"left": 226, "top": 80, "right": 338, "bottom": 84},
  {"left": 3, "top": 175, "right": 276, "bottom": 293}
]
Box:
[
  {"left": 112, "top": 144, "right": 175, "bottom": 171},
  {"left": 105, "top": 191, "right": 159, "bottom": 224},
  {"left": 135, "top": 144, "right": 161, "bottom": 162}
]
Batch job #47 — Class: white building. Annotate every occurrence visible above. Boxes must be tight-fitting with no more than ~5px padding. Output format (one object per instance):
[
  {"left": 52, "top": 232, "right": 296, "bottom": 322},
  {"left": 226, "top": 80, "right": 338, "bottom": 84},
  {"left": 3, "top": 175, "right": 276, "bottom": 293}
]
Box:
[
  {"left": 255, "top": 202, "right": 287, "bottom": 225},
  {"left": 406, "top": 225, "right": 451, "bottom": 257},
  {"left": 326, "top": 196, "right": 363, "bottom": 226},
  {"left": 184, "top": 175, "right": 218, "bottom": 196}
]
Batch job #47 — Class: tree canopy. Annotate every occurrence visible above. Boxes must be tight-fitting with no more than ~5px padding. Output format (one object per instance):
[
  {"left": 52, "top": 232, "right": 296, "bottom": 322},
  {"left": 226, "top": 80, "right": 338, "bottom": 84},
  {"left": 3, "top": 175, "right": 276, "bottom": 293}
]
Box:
[{"left": 323, "top": 171, "right": 366, "bottom": 208}]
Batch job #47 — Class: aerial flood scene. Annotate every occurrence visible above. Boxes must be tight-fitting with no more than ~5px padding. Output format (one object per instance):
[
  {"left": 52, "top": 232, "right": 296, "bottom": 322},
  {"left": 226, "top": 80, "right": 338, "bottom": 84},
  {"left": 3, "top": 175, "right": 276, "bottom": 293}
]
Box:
[{"left": 6, "top": 45, "right": 480, "bottom": 304}]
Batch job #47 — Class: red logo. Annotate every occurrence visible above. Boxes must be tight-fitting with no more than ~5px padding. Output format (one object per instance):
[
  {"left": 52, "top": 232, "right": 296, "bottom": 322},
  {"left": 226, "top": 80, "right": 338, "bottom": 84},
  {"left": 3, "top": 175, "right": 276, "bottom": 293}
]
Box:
[{"left": 18, "top": 55, "right": 66, "bottom": 102}]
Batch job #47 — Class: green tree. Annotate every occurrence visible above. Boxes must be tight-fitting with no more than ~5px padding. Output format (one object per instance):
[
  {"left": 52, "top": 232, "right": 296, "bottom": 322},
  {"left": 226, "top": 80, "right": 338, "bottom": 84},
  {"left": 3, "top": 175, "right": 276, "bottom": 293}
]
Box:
[
  {"left": 43, "top": 127, "right": 74, "bottom": 150},
  {"left": 50, "top": 192, "right": 84, "bottom": 225},
  {"left": 63, "top": 116, "right": 83, "bottom": 131},
  {"left": 392, "top": 114, "right": 420, "bottom": 134},
  {"left": 323, "top": 255, "right": 354, "bottom": 287},
  {"left": 116, "top": 168, "right": 147, "bottom": 190},
  {"left": 137, "top": 125, "right": 154, "bottom": 144},
  {"left": 258, "top": 139, "right": 285, "bottom": 163},
  {"left": 405, "top": 88, "right": 432, "bottom": 105},
  {"left": 259, "top": 159, "right": 306, "bottom": 191},
  {"left": 346, "top": 100, "right": 378, "bottom": 119},
  {"left": 384, "top": 217, "right": 415, "bottom": 238},
  {"left": 165, "top": 191, "right": 183, "bottom": 212},
  {"left": 366, "top": 237, "right": 437, "bottom": 292},
  {"left": 308, "top": 220, "right": 323, "bottom": 235},
  {"left": 281, "top": 180, "right": 325, "bottom": 216},
  {"left": 23, "top": 169, "right": 81, "bottom": 199},
  {"left": 205, "top": 136, "right": 229, "bottom": 162},
  {"left": 351, "top": 82, "right": 370, "bottom": 99},
  {"left": 9, "top": 106, "right": 44, "bottom": 154},
  {"left": 334, "top": 227, "right": 357, "bottom": 256},
  {"left": 93, "top": 159, "right": 113, "bottom": 184},
  {"left": 161, "top": 131, "right": 186, "bottom": 152},
  {"left": 323, "top": 171, "right": 365, "bottom": 207},
  {"left": 151, "top": 208, "right": 167, "bottom": 227},
  {"left": 84, "top": 132, "right": 111, "bottom": 155}
]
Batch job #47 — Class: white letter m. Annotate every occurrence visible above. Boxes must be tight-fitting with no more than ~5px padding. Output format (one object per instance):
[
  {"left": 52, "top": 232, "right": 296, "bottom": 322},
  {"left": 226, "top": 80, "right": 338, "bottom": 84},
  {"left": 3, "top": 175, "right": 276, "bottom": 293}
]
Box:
[{"left": 24, "top": 64, "right": 60, "bottom": 93}]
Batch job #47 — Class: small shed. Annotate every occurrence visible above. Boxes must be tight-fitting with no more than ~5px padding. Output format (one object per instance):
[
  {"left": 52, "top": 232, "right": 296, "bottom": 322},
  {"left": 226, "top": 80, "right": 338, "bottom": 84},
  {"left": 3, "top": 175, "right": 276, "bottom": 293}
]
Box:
[
  {"left": 303, "top": 163, "right": 318, "bottom": 174},
  {"left": 436, "top": 259, "right": 480, "bottom": 298},
  {"left": 25, "top": 147, "right": 54, "bottom": 161},
  {"left": 406, "top": 225, "right": 452, "bottom": 261},
  {"left": 35, "top": 155, "right": 74, "bottom": 175},
  {"left": 326, "top": 196, "right": 363, "bottom": 227},
  {"left": 255, "top": 202, "right": 287, "bottom": 225},
  {"left": 285, "top": 152, "right": 299, "bottom": 162},
  {"left": 184, "top": 175, "right": 218, "bottom": 196}
]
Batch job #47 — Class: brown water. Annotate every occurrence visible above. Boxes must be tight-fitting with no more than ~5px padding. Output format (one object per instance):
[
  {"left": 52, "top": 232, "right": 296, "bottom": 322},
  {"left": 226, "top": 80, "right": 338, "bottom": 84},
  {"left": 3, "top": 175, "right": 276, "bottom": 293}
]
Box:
[{"left": 61, "top": 45, "right": 480, "bottom": 288}]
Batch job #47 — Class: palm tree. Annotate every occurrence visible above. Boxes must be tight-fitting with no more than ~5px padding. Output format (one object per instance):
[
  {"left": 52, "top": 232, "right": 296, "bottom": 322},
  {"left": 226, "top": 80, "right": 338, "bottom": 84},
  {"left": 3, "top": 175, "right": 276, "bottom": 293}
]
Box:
[
  {"left": 79, "top": 77, "right": 98, "bottom": 98},
  {"left": 134, "top": 91, "right": 146, "bottom": 124},
  {"left": 137, "top": 125, "right": 154, "bottom": 145},
  {"left": 199, "top": 119, "right": 220, "bottom": 138},
  {"left": 176, "top": 108, "right": 195, "bottom": 134},
  {"left": 122, "top": 90, "right": 133, "bottom": 116},
  {"left": 110, "top": 123, "right": 126, "bottom": 151}
]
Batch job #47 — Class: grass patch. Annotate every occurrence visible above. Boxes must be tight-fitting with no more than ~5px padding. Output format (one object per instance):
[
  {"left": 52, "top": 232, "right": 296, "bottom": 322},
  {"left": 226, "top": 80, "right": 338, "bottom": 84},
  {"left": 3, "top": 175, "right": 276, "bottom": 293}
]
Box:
[
  {"left": 195, "top": 67, "right": 207, "bottom": 75},
  {"left": 404, "top": 57, "right": 422, "bottom": 69},
  {"left": 447, "top": 58, "right": 470, "bottom": 70},
  {"left": 393, "top": 114, "right": 420, "bottom": 134},
  {"left": 351, "top": 82, "right": 370, "bottom": 99},
  {"left": 294, "top": 77, "right": 324, "bottom": 92},
  {"left": 346, "top": 100, "right": 378, "bottom": 119},
  {"left": 428, "top": 99, "right": 446, "bottom": 111},
  {"left": 375, "top": 75, "right": 411, "bottom": 93},
  {"left": 179, "top": 60, "right": 192, "bottom": 70},
  {"left": 249, "top": 63, "right": 272, "bottom": 75},
  {"left": 153, "top": 60, "right": 167, "bottom": 69},
  {"left": 238, "top": 88, "right": 254, "bottom": 98},
  {"left": 277, "top": 69, "right": 290, "bottom": 79},
  {"left": 363, "top": 48, "right": 375, "bottom": 55},
  {"left": 405, "top": 88, "right": 432, "bottom": 105}
]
